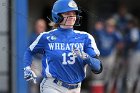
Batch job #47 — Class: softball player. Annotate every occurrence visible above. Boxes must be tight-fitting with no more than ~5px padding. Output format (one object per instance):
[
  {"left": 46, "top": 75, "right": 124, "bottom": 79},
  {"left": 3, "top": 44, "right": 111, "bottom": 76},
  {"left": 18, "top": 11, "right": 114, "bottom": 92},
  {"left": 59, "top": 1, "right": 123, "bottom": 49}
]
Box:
[
  {"left": 125, "top": 19, "right": 140, "bottom": 93},
  {"left": 23, "top": 0, "right": 103, "bottom": 93}
]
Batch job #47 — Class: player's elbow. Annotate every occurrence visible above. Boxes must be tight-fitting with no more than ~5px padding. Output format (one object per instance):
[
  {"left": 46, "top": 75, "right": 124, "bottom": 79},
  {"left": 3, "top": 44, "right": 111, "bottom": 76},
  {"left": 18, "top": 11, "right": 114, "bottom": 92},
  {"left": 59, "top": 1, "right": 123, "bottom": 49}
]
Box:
[
  {"left": 84, "top": 56, "right": 103, "bottom": 74},
  {"left": 91, "top": 62, "right": 103, "bottom": 74}
]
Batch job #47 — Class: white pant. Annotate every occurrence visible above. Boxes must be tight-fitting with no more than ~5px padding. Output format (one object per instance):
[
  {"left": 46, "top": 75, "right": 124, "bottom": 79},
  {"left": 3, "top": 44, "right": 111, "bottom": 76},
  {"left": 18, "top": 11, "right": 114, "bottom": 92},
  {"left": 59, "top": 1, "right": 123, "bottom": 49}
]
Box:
[
  {"left": 40, "top": 78, "right": 81, "bottom": 93},
  {"left": 127, "top": 51, "right": 140, "bottom": 93}
]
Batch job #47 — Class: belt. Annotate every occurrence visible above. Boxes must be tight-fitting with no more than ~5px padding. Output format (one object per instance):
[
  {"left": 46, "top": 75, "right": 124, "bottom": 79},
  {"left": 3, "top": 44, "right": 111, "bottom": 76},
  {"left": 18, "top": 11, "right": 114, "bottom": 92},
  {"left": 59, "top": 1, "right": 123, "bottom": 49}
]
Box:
[{"left": 53, "top": 79, "right": 79, "bottom": 89}]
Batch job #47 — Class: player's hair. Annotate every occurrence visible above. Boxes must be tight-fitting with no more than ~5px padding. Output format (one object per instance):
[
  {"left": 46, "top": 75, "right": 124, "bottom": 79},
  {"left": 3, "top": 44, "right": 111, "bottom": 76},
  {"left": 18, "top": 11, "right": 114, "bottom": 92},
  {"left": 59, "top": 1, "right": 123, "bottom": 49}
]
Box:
[{"left": 52, "top": 24, "right": 59, "bottom": 29}]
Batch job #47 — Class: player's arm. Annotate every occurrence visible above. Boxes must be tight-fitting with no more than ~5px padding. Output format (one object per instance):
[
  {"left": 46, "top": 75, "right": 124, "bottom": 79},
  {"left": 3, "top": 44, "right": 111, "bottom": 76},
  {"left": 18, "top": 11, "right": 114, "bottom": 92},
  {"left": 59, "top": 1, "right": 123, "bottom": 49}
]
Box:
[
  {"left": 83, "top": 54, "right": 102, "bottom": 74},
  {"left": 23, "top": 33, "right": 45, "bottom": 83},
  {"left": 23, "top": 32, "right": 45, "bottom": 68},
  {"left": 84, "top": 33, "right": 102, "bottom": 74}
]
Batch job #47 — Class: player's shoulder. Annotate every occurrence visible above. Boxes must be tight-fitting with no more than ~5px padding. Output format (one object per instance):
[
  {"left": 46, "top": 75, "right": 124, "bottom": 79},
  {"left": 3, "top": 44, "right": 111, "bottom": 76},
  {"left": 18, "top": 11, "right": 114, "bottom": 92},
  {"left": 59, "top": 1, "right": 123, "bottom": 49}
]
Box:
[
  {"left": 41, "top": 29, "right": 57, "bottom": 35},
  {"left": 40, "top": 29, "right": 57, "bottom": 36},
  {"left": 74, "top": 30, "right": 94, "bottom": 38},
  {"left": 74, "top": 30, "right": 90, "bottom": 36},
  {"left": 74, "top": 30, "right": 88, "bottom": 34},
  {"left": 35, "top": 29, "right": 57, "bottom": 41}
]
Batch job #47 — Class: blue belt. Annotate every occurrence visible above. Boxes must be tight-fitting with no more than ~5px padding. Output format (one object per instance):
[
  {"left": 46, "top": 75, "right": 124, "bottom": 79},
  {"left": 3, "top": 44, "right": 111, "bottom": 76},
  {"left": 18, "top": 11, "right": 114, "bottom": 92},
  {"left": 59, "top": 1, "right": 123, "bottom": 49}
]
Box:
[{"left": 53, "top": 79, "right": 79, "bottom": 89}]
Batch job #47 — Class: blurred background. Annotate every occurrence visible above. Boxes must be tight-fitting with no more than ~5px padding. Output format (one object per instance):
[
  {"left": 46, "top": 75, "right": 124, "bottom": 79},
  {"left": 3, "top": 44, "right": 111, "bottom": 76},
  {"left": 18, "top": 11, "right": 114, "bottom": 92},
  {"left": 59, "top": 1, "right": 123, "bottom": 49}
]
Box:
[{"left": 0, "top": 0, "right": 140, "bottom": 93}]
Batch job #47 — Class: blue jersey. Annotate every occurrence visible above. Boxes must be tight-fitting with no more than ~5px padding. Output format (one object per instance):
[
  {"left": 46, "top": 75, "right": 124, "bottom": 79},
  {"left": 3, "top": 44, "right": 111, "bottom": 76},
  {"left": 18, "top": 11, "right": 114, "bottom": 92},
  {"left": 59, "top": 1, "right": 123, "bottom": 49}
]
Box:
[
  {"left": 93, "top": 30, "right": 122, "bottom": 56},
  {"left": 28, "top": 32, "right": 43, "bottom": 60},
  {"left": 124, "top": 28, "right": 140, "bottom": 51},
  {"left": 24, "top": 27, "right": 100, "bottom": 84}
]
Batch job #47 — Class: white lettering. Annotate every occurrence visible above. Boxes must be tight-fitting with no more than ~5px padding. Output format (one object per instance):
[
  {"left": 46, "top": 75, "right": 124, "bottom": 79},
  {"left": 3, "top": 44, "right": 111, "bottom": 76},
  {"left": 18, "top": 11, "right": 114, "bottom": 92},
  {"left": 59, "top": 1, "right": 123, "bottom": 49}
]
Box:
[
  {"left": 60, "top": 43, "right": 65, "bottom": 50},
  {"left": 55, "top": 43, "right": 60, "bottom": 50},
  {"left": 69, "top": 43, "right": 75, "bottom": 50},
  {"left": 48, "top": 43, "right": 54, "bottom": 50},
  {"left": 74, "top": 43, "right": 80, "bottom": 49},
  {"left": 65, "top": 43, "right": 70, "bottom": 50},
  {"left": 79, "top": 43, "right": 84, "bottom": 50},
  {"left": 48, "top": 43, "right": 84, "bottom": 51}
]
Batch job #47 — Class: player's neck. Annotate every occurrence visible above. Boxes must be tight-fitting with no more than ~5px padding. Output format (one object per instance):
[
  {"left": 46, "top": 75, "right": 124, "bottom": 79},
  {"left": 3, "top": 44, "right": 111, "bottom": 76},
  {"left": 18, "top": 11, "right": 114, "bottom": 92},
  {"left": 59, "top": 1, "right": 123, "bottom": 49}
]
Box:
[
  {"left": 60, "top": 25, "right": 74, "bottom": 29},
  {"left": 58, "top": 27, "right": 73, "bottom": 31}
]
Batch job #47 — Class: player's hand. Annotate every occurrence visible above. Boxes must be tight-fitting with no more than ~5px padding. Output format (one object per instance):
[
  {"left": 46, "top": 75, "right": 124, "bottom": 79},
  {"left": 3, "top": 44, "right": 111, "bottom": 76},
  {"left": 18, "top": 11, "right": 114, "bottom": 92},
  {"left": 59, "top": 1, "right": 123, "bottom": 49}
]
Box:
[
  {"left": 72, "top": 47, "right": 89, "bottom": 60},
  {"left": 24, "top": 66, "right": 37, "bottom": 84}
]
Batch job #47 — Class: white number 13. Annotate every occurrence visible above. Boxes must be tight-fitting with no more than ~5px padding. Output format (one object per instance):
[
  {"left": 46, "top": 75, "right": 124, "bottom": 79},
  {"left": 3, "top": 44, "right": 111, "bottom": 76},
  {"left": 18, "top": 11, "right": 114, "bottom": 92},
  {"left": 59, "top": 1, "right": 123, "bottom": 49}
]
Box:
[{"left": 62, "top": 52, "right": 75, "bottom": 65}]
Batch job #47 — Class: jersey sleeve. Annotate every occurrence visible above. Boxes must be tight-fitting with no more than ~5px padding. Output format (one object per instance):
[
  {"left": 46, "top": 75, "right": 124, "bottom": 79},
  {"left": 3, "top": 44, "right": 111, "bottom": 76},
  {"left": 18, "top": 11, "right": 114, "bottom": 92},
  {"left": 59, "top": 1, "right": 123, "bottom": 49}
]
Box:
[
  {"left": 83, "top": 33, "right": 102, "bottom": 74},
  {"left": 23, "top": 33, "right": 46, "bottom": 68},
  {"left": 84, "top": 33, "right": 100, "bottom": 57}
]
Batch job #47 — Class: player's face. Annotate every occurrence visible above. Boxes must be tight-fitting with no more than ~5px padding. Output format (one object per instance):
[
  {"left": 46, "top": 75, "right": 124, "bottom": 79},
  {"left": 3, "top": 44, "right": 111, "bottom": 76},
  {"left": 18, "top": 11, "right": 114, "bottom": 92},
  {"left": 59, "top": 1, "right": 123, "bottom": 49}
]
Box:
[{"left": 60, "top": 11, "right": 76, "bottom": 29}]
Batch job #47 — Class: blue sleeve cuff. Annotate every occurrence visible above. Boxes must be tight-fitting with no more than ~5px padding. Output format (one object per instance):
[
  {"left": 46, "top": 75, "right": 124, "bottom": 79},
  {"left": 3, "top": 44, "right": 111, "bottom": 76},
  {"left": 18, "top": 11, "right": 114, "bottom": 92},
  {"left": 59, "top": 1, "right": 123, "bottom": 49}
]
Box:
[{"left": 84, "top": 56, "right": 102, "bottom": 74}]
